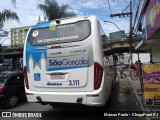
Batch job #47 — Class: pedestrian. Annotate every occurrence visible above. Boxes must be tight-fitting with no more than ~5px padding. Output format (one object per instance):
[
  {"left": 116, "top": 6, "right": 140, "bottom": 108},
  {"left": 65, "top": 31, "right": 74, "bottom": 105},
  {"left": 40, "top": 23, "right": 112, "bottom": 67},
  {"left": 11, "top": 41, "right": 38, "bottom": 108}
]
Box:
[
  {"left": 134, "top": 61, "right": 140, "bottom": 80},
  {"left": 129, "top": 62, "right": 135, "bottom": 80},
  {"left": 119, "top": 63, "right": 126, "bottom": 78}
]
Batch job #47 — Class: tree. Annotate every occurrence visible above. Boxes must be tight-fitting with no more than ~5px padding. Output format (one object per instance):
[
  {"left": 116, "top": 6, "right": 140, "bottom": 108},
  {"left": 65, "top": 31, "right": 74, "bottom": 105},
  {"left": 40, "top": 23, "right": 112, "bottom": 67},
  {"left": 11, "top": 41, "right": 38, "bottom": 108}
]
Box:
[
  {"left": 0, "top": 9, "right": 19, "bottom": 27},
  {"left": 37, "top": 0, "right": 76, "bottom": 20},
  {"left": 0, "top": 0, "right": 19, "bottom": 27},
  {"left": 0, "top": 0, "right": 18, "bottom": 65}
]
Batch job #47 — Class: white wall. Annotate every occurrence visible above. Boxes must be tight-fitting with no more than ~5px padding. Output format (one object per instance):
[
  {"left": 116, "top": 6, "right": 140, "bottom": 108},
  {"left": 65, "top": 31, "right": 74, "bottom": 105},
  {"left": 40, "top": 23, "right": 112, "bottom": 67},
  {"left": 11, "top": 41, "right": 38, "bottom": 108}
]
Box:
[
  {"left": 132, "top": 53, "right": 150, "bottom": 63},
  {"left": 122, "top": 53, "right": 150, "bottom": 64}
]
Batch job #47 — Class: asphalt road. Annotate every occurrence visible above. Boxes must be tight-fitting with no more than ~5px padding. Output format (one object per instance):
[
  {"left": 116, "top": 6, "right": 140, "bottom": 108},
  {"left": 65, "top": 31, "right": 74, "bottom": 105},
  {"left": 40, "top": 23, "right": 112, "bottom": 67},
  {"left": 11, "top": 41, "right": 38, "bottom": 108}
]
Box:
[{"left": 0, "top": 76, "right": 146, "bottom": 120}]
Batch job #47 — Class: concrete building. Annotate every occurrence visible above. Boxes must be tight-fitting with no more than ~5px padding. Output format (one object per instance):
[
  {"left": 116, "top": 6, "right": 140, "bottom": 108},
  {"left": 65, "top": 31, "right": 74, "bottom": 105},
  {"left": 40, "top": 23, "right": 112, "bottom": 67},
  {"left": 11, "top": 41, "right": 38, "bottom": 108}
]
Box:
[
  {"left": 11, "top": 26, "right": 30, "bottom": 46},
  {"left": 134, "top": 0, "right": 160, "bottom": 108},
  {"left": 0, "top": 26, "right": 31, "bottom": 67},
  {"left": 134, "top": 0, "right": 160, "bottom": 62}
]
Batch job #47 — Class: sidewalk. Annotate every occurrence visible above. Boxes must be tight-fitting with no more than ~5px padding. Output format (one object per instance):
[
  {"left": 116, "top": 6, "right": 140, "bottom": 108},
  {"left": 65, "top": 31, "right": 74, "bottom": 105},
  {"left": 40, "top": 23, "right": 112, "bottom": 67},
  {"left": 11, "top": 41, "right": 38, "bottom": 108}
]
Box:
[{"left": 124, "top": 70, "right": 160, "bottom": 120}]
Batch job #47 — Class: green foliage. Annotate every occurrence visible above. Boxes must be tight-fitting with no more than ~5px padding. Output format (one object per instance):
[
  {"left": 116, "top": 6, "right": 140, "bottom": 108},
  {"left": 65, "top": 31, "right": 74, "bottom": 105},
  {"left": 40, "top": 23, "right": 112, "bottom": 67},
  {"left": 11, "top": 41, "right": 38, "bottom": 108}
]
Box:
[
  {"left": 0, "top": 0, "right": 18, "bottom": 27},
  {"left": 37, "top": 0, "right": 76, "bottom": 20},
  {"left": 0, "top": 9, "right": 19, "bottom": 26}
]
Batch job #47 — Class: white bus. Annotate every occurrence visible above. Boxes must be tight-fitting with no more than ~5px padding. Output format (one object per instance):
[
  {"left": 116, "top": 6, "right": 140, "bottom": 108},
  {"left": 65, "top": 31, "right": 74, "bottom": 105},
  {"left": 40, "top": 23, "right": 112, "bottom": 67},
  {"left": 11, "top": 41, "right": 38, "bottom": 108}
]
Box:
[{"left": 23, "top": 16, "right": 114, "bottom": 107}]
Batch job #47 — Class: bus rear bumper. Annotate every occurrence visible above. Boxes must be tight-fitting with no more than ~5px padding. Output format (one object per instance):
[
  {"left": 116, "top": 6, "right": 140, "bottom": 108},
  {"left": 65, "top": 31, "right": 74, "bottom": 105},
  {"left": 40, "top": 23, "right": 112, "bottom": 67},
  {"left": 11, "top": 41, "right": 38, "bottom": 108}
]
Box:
[{"left": 25, "top": 87, "right": 107, "bottom": 106}]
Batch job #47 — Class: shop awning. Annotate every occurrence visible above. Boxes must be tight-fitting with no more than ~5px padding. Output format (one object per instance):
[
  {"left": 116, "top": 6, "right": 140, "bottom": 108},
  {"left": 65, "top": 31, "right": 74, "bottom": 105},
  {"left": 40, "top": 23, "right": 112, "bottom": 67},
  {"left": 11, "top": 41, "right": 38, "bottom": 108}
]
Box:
[{"left": 135, "top": 40, "right": 153, "bottom": 51}]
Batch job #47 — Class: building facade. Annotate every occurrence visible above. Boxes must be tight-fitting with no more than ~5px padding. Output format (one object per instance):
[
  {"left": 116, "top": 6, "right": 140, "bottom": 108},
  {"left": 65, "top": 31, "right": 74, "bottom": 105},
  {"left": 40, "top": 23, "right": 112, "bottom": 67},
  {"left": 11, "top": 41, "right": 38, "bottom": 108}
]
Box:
[
  {"left": 11, "top": 26, "right": 30, "bottom": 46},
  {"left": 134, "top": 0, "right": 160, "bottom": 107},
  {"left": 135, "top": 0, "right": 160, "bottom": 62}
]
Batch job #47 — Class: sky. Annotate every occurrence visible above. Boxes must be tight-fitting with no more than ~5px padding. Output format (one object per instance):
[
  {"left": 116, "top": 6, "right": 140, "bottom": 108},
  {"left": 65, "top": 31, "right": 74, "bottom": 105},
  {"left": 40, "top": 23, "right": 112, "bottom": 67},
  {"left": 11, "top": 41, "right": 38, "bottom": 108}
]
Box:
[{"left": 0, "top": 0, "right": 131, "bottom": 45}]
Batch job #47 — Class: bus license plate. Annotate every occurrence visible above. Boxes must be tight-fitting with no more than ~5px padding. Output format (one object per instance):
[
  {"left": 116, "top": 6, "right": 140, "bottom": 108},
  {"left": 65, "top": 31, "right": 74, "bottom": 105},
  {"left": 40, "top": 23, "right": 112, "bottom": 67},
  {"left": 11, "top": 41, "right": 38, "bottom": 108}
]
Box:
[{"left": 50, "top": 75, "right": 65, "bottom": 79}]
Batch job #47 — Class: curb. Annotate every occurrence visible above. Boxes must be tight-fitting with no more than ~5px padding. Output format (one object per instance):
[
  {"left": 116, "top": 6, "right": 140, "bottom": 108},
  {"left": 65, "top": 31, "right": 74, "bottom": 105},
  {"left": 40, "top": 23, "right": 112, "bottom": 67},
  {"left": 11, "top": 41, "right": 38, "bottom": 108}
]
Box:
[{"left": 127, "top": 77, "right": 151, "bottom": 120}]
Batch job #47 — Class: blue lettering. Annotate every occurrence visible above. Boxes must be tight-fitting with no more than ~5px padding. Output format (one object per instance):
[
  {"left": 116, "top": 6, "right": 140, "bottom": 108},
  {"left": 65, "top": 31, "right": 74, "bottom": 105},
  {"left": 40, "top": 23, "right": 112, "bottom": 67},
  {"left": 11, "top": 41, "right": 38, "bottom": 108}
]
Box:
[
  {"left": 53, "top": 60, "right": 58, "bottom": 66},
  {"left": 79, "top": 59, "right": 83, "bottom": 65},
  {"left": 49, "top": 60, "right": 53, "bottom": 66},
  {"left": 84, "top": 60, "right": 88, "bottom": 64},
  {"left": 75, "top": 60, "right": 79, "bottom": 65},
  {"left": 63, "top": 59, "right": 67, "bottom": 65},
  {"left": 68, "top": 61, "right": 72, "bottom": 65},
  {"left": 58, "top": 61, "right": 62, "bottom": 65},
  {"left": 48, "top": 57, "right": 89, "bottom": 66},
  {"left": 47, "top": 82, "right": 62, "bottom": 86}
]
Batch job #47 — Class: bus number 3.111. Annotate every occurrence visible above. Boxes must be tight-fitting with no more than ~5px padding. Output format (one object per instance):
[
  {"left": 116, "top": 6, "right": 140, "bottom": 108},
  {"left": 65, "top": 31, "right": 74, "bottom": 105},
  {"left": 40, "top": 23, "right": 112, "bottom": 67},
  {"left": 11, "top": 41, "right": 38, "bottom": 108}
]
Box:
[{"left": 68, "top": 80, "right": 80, "bottom": 86}]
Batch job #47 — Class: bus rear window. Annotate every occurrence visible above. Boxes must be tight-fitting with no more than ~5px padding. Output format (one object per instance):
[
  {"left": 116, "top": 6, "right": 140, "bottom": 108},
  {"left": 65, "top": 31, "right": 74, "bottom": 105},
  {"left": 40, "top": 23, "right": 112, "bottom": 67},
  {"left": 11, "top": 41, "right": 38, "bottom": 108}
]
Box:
[{"left": 29, "top": 20, "right": 91, "bottom": 46}]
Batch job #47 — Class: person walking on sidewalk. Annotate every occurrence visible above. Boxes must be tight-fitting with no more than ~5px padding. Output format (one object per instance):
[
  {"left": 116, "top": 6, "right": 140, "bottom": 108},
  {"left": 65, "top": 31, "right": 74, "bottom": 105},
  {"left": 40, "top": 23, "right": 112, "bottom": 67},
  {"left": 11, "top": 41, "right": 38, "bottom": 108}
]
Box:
[
  {"left": 130, "top": 62, "right": 135, "bottom": 80},
  {"left": 119, "top": 63, "right": 126, "bottom": 78},
  {"left": 134, "top": 61, "right": 140, "bottom": 80}
]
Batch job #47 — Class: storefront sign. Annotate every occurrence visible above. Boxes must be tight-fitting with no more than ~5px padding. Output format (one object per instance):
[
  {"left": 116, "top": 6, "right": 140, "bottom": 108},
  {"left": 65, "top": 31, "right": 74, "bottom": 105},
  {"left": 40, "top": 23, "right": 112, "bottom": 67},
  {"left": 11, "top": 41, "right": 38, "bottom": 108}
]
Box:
[
  {"left": 143, "top": 64, "right": 160, "bottom": 105},
  {"left": 144, "top": 0, "right": 160, "bottom": 39}
]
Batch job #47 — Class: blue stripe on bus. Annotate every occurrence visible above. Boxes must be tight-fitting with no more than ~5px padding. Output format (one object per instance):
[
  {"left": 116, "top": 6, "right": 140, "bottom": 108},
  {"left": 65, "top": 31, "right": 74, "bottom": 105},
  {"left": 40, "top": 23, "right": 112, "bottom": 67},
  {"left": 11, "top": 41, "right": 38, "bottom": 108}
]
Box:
[
  {"left": 26, "top": 43, "right": 47, "bottom": 72},
  {"left": 48, "top": 66, "right": 89, "bottom": 71},
  {"left": 31, "top": 22, "right": 51, "bottom": 29}
]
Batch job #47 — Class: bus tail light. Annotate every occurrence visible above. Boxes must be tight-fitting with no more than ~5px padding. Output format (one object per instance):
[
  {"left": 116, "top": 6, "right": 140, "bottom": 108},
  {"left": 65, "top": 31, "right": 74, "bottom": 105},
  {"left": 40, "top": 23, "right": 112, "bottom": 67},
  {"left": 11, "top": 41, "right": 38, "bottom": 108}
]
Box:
[
  {"left": 51, "top": 45, "right": 61, "bottom": 49},
  {"left": 94, "top": 62, "right": 103, "bottom": 90},
  {"left": 24, "top": 66, "right": 29, "bottom": 89},
  {"left": 0, "top": 85, "right": 6, "bottom": 93}
]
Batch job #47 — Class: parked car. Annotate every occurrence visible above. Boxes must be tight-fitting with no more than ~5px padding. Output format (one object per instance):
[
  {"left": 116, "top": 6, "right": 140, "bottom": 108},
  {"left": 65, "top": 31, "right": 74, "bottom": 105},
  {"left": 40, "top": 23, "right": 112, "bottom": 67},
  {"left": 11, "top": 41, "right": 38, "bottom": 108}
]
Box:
[{"left": 0, "top": 71, "right": 26, "bottom": 109}]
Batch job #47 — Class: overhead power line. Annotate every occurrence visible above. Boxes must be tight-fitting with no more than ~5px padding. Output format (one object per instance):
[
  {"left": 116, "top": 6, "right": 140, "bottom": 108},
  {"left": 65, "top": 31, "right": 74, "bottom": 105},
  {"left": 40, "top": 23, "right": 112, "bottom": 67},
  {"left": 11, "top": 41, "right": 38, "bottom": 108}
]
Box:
[
  {"left": 107, "top": 0, "right": 112, "bottom": 15},
  {"left": 122, "top": 4, "right": 130, "bottom": 13}
]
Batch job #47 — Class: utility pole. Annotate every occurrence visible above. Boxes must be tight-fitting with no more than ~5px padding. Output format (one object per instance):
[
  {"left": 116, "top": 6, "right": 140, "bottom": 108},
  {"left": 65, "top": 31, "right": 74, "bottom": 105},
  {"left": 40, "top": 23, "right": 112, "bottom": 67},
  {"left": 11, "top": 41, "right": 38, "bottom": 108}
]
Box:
[
  {"left": 110, "top": 0, "right": 133, "bottom": 64},
  {"left": 129, "top": 0, "right": 133, "bottom": 65}
]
